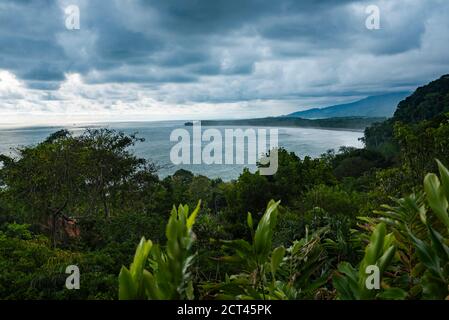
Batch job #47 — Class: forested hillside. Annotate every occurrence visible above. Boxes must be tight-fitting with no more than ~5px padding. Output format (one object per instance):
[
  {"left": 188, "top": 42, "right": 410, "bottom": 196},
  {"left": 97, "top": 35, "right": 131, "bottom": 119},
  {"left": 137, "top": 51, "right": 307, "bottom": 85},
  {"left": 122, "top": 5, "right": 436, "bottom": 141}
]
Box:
[
  {"left": 200, "top": 116, "right": 384, "bottom": 130},
  {"left": 1, "top": 75, "right": 449, "bottom": 300},
  {"left": 394, "top": 75, "right": 449, "bottom": 123},
  {"left": 364, "top": 74, "right": 449, "bottom": 155}
]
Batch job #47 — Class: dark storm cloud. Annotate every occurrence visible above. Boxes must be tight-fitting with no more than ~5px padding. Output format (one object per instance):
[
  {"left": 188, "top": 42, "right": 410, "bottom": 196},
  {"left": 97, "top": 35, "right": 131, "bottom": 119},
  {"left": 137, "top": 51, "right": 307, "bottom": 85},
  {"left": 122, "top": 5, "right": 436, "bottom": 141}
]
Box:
[
  {"left": 0, "top": 0, "right": 361, "bottom": 85},
  {"left": 0, "top": 0, "right": 67, "bottom": 82},
  {"left": 0, "top": 0, "right": 448, "bottom": 115},
  {"left": 144, "top": 0, "right": 359, "bottom": 33},
  {"left": 88, "top": 71, "right": 198, "bottom": 84}
]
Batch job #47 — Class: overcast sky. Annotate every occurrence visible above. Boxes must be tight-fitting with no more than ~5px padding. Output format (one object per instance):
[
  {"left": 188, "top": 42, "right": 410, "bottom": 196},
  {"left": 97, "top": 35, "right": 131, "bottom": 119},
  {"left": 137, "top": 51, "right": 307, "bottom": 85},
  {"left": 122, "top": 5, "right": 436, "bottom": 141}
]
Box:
[{"left": 0, "top": 0, "right": 448, "bottom": 125}]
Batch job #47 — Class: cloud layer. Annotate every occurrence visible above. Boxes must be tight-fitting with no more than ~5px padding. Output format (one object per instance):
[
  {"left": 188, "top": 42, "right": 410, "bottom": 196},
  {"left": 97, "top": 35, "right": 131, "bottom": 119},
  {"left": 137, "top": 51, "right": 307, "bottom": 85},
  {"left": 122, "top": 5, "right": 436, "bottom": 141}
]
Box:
[{"left": 0, "top": 0, "right": 448, "bottom": 125}]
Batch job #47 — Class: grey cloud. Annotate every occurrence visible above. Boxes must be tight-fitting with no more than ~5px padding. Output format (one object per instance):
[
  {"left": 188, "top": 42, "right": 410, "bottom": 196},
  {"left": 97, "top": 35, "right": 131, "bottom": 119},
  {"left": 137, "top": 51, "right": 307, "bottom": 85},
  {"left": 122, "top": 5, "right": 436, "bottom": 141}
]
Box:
[{"left": 0, "top": 0, "right": 448, "bottom": 117}]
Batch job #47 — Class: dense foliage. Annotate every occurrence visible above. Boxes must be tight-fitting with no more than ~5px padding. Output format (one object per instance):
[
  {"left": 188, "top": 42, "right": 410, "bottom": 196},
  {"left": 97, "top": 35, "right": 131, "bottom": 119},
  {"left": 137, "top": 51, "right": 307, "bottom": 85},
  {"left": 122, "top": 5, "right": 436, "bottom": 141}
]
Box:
[
  {"left": 1, "top": 75, "right": 449, "bottom": 300},
  {"left": 364, "top": 74, "right": 449, "bottom": 154}
]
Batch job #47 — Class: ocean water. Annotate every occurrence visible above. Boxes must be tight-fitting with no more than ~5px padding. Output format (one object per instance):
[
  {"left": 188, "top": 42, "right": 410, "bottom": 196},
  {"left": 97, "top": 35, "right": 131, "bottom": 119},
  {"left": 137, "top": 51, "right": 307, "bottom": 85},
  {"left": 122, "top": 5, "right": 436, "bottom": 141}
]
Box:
[{"left": 0, "top": 121, "right": 364, "bottom": 180}]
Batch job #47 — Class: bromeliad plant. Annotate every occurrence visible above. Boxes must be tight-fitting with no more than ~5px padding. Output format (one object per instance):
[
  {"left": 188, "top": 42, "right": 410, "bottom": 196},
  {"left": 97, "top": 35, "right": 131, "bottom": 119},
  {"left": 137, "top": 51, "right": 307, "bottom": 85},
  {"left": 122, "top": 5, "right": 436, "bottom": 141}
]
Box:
[
  {"left": 333, "top": 159, "right": 449, "bottom": 300},
  {"left": 375, "top": 160, "right": 449, "bottom": 299},
  {"left": 202, "top": 200, "right": 329, "bottom": 299},
  {"left": 373, "top": 193, "right": 427, "bottom": 297},
  {"left": 119, "top": 201, "right": 201, "bottom": 300},
  {"left": 411, "top": 160, "right": 449, "bottom": 299},
  {"left": 332, "top": 222, "right": 406, "bottom": 300},
  {"left": 201, "top": 200, "right": 281, "bottom": 299}
]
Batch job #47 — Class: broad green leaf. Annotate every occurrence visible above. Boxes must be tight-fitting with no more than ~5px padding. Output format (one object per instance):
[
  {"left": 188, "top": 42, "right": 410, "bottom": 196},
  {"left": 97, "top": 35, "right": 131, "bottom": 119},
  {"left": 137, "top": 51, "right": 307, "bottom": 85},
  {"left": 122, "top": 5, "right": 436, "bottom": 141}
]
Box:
[
  {"left": 247, "top": 212, "right": 253, "bottom": 230},
  {"left": 436, "top": 159, "right": 449, "bottom": 201},
  {"left": 142, "top": 270, "right": 160, "bottom": 300},
  {"left": 424, "top": 173, "right": 449, "bottom": 228},
  {"left": 409, "top": 232, "right": 443, "bottom": 278},
  {"left": 377, "top": 245, "right": 396, "bottom": 274},
  {"left": 119, "top": 266, "right": 137, "bottom": 300},
  {"left": 187, "top": 200, "right": 201, "bottom": 230},
  {"left": 337, "top": 262, "right": 359, "bottom": 289},
  {"left": 333, "top": 270, "right": 356, "bottom": 300},
  {"left": 271, "top": 246, "right": 285, "bottom": 276},
  {"left": 254, "top": 200, "right": 280, "bottom": 258},
  {"left": 363, "top": 223, "right": 386, "bottom": 268},
  {"left": 428, "top": 225, "right": 449, "bottom": 260}
]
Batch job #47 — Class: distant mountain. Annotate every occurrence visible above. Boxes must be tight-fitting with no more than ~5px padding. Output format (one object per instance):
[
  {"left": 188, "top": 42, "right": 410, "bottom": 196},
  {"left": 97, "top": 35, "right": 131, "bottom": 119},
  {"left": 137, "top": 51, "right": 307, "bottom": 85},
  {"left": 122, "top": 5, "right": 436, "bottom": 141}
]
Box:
[{"left": 287, "top": 92, "right": 411, "bottom": 119}]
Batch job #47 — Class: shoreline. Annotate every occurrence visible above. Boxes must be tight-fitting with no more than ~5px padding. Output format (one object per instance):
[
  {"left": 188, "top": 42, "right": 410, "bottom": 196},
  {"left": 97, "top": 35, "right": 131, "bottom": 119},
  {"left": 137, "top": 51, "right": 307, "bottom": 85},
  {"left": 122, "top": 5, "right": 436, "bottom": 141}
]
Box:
[
  {"left": 0, "top": 119, "right": 367, "bottom": 133},
  {"left": 199, "top": 123, "right": 365, "bottom": 133}
]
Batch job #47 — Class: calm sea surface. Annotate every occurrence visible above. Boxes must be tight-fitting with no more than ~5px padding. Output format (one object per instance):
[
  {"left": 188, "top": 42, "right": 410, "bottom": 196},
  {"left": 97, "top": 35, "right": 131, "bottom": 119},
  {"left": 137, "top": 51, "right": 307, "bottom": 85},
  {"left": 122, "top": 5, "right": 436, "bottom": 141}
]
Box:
[{"left": 0, "top": 121, "right": 364, "bottom": 180}]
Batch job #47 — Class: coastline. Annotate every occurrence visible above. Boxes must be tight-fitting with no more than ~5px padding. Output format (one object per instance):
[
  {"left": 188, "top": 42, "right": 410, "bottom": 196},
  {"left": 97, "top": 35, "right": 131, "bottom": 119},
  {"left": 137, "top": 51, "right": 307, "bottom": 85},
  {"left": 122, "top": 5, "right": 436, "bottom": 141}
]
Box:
[
  {"left": 0, "top": 119, "right": 369, "bottom": 133},
  {"left": 198, "top": 123, "right": 366, "bottom": 133}
]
